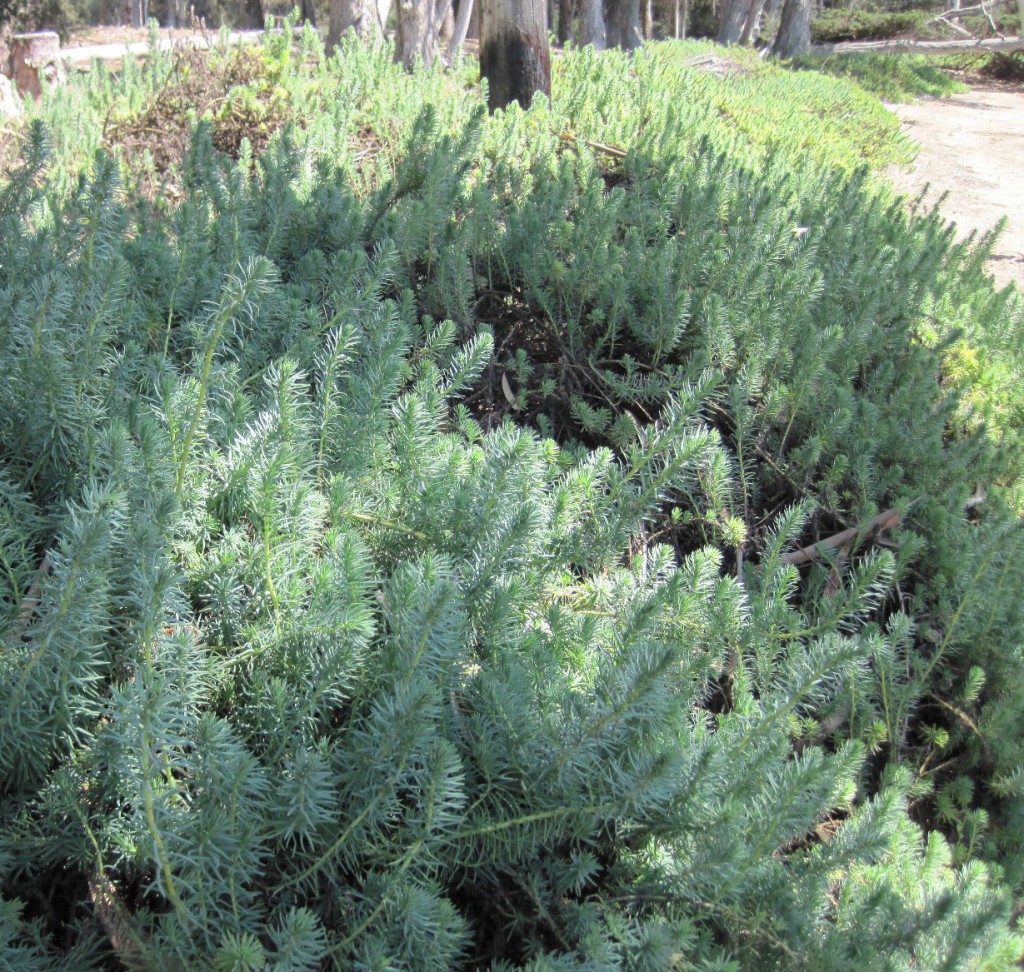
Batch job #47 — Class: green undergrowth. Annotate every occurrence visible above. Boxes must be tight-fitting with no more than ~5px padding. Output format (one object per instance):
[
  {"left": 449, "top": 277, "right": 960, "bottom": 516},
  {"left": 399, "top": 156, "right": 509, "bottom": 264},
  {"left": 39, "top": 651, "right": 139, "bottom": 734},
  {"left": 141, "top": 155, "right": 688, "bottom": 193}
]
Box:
[
  {"left": 2, "top": 26, "right": 1024, "bottom": 970},
  {"left": 811, "top": 8, "right": 929, "bottom": 44},
  {"left": 794, "top": 52, "right": 968, "bottom": 102},
  {"left": 21, "top": 33, "right": 919, "bottom": 193}
]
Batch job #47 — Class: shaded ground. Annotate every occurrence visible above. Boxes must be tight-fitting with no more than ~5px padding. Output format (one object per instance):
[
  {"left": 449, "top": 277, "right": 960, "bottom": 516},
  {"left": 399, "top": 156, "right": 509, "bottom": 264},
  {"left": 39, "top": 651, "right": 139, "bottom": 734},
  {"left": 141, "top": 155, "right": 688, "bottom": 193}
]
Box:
[{"left": 885, "top": 86, "right": 1024, "bottom": 289}]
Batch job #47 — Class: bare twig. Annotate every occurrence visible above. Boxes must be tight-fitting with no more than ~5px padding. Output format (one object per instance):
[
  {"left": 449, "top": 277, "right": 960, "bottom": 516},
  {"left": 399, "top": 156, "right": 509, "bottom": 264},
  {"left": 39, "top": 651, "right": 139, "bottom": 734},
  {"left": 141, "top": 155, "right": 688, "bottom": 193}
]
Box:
[
  {"left": 780, "top": 506, "right": 909, "bottom": 567},
  {"left": 935, "top": 15, "right": 978, "bottom": 38},
  {"left": 557, "top": 131, "right": 629, "bottom": 160},
  {"left": 928, "top": 0, "right": 1005, "bottom": 21}
]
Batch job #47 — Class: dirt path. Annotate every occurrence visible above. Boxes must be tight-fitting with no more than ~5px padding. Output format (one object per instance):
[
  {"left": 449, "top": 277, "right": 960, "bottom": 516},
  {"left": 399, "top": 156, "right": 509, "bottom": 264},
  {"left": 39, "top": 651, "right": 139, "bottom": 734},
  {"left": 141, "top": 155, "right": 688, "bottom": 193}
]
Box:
[{"left": 885, "top": 87, "right": 1024, "bottom": 290}]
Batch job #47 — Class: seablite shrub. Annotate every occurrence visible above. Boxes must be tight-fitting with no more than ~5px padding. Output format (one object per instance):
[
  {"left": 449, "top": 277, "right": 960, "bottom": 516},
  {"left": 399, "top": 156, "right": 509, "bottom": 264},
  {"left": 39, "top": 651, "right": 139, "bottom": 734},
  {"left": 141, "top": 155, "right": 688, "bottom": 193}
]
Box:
[{"left": 1, "top": 38, "right": 1023, "bottom": 970}]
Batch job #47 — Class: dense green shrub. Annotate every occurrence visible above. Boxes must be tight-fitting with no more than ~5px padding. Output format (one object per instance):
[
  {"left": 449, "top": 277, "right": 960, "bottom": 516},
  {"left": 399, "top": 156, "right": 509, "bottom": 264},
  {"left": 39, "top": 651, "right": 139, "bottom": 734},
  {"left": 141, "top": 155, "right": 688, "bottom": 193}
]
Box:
[
  {"left": 793, "top": 52, "right": 967, "bottom": 101},
  {"left": 812, "top": 9, "right": 927, "bottom": 44},
  {"left": 2, "top": 32, "right": 1024, "bottom": 969}
]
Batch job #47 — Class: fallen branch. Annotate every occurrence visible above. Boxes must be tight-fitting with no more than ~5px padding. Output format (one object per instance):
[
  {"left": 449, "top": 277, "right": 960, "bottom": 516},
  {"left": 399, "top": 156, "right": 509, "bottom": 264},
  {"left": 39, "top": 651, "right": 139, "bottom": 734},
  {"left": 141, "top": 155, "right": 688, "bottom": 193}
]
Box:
[
  {"left": 927, "top": 0, "right": 1006, "bottom": 21},
  {"left": 933, "top": 16, "right": 978, "bottom": 38},
  {"left": 781, "top": 507, "right": 905, "bottom": 567},
  {"left": 812, "top": 34, "right": 1024, "bottom": 55},
  {"left": 557, "top": 131, "right": 629, "bottom": 160}
]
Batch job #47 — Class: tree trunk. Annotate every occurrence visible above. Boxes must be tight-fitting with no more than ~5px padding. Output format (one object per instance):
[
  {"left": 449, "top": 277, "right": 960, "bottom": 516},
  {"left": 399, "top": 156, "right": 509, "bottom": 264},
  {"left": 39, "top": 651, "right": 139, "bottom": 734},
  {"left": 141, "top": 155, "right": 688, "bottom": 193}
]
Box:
[
  {"left": 329, "top": 0, "right": 382, "bottom": 47},
  {"left": 578, "top": 0, "right": 606, "bottom": 47},
  {"left": 466, "top": 0, "right": 480, "bottom": 38},
  {"left": 758, "top": 0, "right": 782, "bottom": 43},
  {"left": 605, "top": 0, "right": 641, "bottom": 48},
  {"left": 299, "top": 0, "right": 317, "bottom": 25},
  {"left": 716, "top": 0, "right": 748, "bottom": 42},
  {"left": 771, "top": 0, "right": 809, "bottom": 56},
  {"left": 450, "top": 0, "right": 475, "bottom": 52},
  {"left": 641, "top": 0, "right": 652, "bottom": 38},
  {"left": 394, "top": 0, "right": 439, "bottom": 67},
  {"left": 739, "top": 0, "right": 765, "bottom": 42},
  {"left": 126, "top": 0, "right": 144, "bottom": 27},
  {"left": 164, "top": 0, "right": 187, "bottom": 26},
  {"left": 239, "top": 0, "right": 263, "bottom": 29},
  {"left": 557, "top": 0, "right": 574, "bottom": 44},
  {"left": 480, "top": 0, "right": 551, "bottom": 111},
  {"left": 438, "top": 0, "right": 455, "bottom": 42}
]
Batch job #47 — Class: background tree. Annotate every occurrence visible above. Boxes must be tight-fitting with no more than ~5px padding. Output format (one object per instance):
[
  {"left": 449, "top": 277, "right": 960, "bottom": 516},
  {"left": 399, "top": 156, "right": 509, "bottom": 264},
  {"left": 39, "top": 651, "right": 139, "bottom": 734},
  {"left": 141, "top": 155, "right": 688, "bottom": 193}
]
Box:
[
  {"left": 394, "top": 0, "right": 448, "bottom": 67},
  {"left": 328, "top": 0, "right": 383, "bottom": 48},
  {"left": 239, "top": 0, "right": 263, "bottom": 27},
  {"left": 557, "top": 0, "right": 573, "bottom": 41},
  {"left": 771, "top": 0, "right": 809, "bottom": 55},
  {"left": 605, "top": 0, "right": 641, "bottom": 46},
  {"left": 579, "top": 0, "right": 606, "bottom": 46},
  {"left": 717, "top": 0, "right": 759, "bottom": 43},
  {"left": 450, "top": 0, "right": 475, "bottom": 53},
  {"left": 480, "top": 0, "right": 550, "bottom": 109}
]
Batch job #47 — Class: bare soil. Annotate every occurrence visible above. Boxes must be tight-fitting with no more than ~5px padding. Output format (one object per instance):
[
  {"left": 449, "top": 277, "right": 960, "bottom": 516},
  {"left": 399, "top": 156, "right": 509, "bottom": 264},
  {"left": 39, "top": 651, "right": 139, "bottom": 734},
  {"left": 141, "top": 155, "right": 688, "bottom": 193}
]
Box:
[{"left": 885, "top": 85, "right": 1024, "bottom": 290}]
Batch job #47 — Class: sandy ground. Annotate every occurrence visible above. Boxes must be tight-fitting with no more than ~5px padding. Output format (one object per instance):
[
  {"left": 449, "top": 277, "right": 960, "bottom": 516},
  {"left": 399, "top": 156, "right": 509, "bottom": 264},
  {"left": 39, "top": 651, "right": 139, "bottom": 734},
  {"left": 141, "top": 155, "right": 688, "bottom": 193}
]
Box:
[{"left": 885, "top": 87, "right": 1024, "bottom": 290}]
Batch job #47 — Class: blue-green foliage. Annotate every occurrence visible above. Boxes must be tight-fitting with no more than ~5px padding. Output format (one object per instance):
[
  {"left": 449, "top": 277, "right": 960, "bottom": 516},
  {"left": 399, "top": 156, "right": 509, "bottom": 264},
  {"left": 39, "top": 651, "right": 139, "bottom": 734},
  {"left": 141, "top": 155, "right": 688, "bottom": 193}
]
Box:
[{"left": 1, "top": 31, "right": 1023, "bottom": 970}]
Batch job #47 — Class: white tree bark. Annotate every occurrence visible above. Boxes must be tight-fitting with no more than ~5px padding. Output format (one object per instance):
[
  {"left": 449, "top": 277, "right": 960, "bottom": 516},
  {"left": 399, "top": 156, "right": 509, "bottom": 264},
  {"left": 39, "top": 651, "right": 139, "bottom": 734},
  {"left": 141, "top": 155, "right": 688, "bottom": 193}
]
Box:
[{"left": 437, "top": 0, "right": 455, "bottom": 41}]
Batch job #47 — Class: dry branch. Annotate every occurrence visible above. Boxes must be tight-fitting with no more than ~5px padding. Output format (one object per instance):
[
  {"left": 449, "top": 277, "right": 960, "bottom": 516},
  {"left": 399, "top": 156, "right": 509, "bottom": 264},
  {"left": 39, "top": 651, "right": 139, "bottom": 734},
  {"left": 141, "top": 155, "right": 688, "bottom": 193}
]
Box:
[
  {"left": 781, "top": 507, "right": 904, "bottom": 567},
  {"left": 812, "top": 34, "right": 1024, "bottom": 55}
]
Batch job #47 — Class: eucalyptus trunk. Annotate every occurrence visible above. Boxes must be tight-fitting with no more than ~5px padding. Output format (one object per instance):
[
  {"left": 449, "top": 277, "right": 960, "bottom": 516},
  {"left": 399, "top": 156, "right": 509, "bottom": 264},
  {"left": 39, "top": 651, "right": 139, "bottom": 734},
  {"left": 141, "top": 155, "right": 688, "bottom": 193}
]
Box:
[
  {"left": 716, "top": 0, "right": 747, "bottom": 42},
  {"left": 557, "top": 0, "right": 574, "bottom": 44},
  {"left": 605, "top": 0, "right": 641, "bottom": 48},
  {"left": 579, "top": 0, "right": 606, "bottom": 47},
  {"left": 480, "top": 0, "right": 551, "bottom": 111},
  {"left": 394, "top": 0, "right": 440, "bottom": 68},
  {"left": 771, "top": 0, "right": 809, "bottom": 57},
  {"left": 239, "top": 0, "right": 263, "bottom": 28},
  {"left": 450, "top": 0, "right": 475, "bottom": 52},
  {"left": 328, "top": 0, "right": 382, "bottom": 48},
  {"left": 438, "top": 0, "right": 455, "bottom": 41}
]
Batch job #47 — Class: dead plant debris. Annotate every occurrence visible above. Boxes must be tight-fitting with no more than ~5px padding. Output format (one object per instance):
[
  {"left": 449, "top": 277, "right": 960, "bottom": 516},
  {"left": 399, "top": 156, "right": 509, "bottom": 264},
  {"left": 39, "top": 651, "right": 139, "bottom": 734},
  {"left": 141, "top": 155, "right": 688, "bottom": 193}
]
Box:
[{"left": 105, "top": 44, "right": 292, "bottom": 198}]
